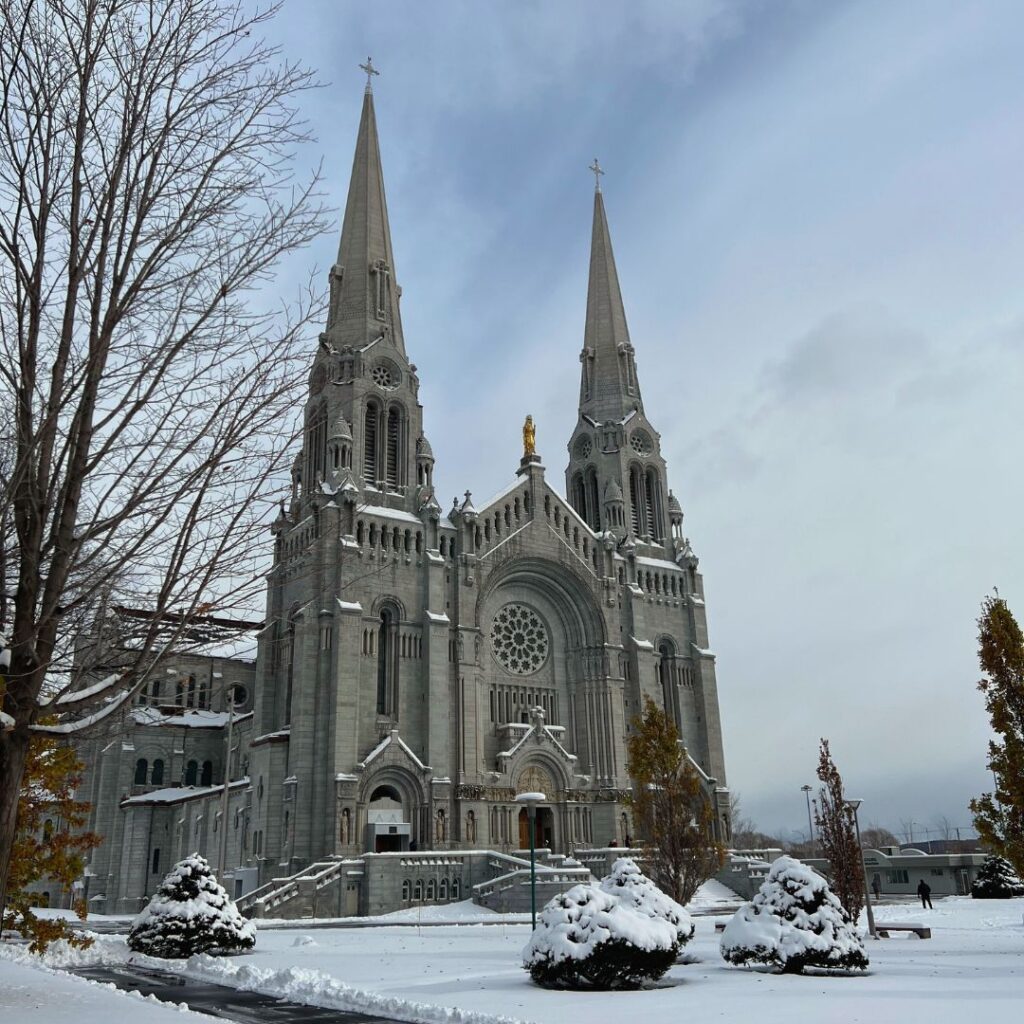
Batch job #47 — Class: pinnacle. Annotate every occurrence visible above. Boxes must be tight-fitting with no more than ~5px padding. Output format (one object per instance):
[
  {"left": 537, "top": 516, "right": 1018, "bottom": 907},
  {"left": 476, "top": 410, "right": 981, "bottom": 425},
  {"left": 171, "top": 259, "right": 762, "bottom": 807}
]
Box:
[
  {"left": 330, "top": 83, "right": 405, "bottom": 354},
  {"left": 579, "top": 188, "right": 639, "bottom": 421}
]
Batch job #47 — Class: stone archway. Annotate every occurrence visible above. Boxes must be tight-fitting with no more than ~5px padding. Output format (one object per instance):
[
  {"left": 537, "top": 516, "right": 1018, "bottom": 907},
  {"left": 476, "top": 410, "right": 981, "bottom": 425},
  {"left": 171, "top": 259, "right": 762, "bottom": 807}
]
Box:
[
  {"left": 359, "top": 765, "right": 426, "bottom": 852},
  {"left": 515, "top": 762, "right": 559, "bottom": 851}
]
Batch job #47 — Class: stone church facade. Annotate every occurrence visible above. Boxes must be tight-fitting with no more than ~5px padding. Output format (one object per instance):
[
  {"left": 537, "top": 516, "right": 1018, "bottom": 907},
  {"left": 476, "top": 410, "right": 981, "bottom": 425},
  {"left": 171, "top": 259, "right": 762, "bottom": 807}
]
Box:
[
  {"left": 73, "top": 76, "right": 729, "bottom": 913},
  {"left": 249, "top": 77, "right": 729, "bottom": 866}
]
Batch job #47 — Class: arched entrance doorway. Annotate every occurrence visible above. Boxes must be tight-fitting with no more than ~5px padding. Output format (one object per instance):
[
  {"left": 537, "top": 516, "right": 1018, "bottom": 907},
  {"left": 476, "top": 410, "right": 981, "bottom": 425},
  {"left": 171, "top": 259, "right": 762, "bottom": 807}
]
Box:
[
  {"left": 367, "top": 784, "right": 409, "bottom": 853},
  {"left": 515, "top": 763, "right": 558, "bottom": 851},
  {"left": 517, "top": 807, "right": 554, "bottom": 850}
]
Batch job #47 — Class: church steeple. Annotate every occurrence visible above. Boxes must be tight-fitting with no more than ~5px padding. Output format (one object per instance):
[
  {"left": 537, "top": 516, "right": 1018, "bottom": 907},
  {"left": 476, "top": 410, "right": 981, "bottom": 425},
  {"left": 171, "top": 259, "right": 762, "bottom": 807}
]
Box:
[
  {"left": 567, "top": 166, "right": 669, "bottom": 546},
  {"left": 578, "top": 167, "right": 641, "bottom": 421},
  {"left": 327, "top": 62, "right": 405, "bottom": 355}
]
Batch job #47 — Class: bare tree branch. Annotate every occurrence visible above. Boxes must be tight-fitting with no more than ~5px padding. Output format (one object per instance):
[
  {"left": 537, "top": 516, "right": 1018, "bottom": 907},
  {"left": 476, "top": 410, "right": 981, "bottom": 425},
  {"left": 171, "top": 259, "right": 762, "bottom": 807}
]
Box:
[{"left": 0, "top": 0, "right": 330, "bottom": 915}]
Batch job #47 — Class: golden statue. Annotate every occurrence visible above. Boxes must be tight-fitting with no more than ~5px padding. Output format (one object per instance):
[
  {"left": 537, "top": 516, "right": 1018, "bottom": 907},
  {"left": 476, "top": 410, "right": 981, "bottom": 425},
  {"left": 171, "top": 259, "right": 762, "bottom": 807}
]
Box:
[{"left": 522, "top": 414, "right": 536, "bottom": 458}]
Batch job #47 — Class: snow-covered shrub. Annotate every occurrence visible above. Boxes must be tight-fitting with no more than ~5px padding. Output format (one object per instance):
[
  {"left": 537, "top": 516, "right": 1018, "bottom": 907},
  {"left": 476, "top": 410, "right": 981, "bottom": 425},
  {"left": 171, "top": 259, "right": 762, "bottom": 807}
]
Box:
[
  {"left": 523, "top": 881, "right": 678, "bottom": 989},
  {"left": 128, "top": 853, "right": 256, "bottom": 958},
  {"left": 971, "top": 855, "right": 1024, "bottom": 899},
  {"left": 720, "top": 855, "right": 868, "bottom": 974},
  {"left": 599, "top": 857, "right": 695, "bottom": 947}
]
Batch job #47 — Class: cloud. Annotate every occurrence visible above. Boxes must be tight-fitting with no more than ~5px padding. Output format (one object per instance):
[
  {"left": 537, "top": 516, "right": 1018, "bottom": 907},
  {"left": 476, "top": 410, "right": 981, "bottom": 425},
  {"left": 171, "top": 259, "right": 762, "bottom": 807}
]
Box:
[{"left": 758, "top": 306, "right": 928, "bottom": 407}]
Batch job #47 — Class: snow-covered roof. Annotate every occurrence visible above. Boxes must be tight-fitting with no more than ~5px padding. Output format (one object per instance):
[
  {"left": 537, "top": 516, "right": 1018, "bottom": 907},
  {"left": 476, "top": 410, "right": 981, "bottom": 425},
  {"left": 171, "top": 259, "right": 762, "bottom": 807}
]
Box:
[
  {"left": 359, "top": 730, "right": 430, "bottom": 772},
  {"left": 121, "top": 777, "right": 249, "bottom": 806},
  {"left": 362, "top": 505, "right": 423, "bottom": 525},
  {"left": 130, "top": 708, "right": 253, "bottom": 730},
  {"left": 636, "top": 555, "right": 681, "bottom": 572}
]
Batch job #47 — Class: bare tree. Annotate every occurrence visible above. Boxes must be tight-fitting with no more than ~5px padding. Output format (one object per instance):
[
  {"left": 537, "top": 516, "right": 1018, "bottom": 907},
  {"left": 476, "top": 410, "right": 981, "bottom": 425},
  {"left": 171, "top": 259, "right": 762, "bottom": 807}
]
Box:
[
  {"left": 860, "top": 824, "right": 899, "bottom": 850},
  {"left": 0, "top": 0, "right": 329, "bottom": 914}
]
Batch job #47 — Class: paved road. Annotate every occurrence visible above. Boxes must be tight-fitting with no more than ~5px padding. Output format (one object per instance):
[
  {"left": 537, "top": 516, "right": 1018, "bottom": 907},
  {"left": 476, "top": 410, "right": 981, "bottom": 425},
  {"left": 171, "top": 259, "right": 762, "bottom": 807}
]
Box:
[{"left": 72, "top": 963, "right": 410, "bottom": 1024}]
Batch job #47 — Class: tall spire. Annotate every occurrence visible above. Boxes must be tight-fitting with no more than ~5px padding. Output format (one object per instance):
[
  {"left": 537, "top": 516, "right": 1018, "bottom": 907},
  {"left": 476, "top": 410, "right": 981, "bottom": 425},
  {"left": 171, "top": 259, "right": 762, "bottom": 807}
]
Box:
[
  {"left": 578, "top": 173, "right": 641, "bottom": 421},
  {"left": 329, "top": 62, "right": 405, "bottom": 354}
]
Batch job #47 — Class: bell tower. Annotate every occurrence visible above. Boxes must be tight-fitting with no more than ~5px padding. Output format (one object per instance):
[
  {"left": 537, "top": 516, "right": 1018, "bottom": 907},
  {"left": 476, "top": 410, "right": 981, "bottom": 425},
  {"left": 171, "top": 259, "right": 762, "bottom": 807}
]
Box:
[{"left": 565, "top": 163, "right": 671, "bottom": 547}]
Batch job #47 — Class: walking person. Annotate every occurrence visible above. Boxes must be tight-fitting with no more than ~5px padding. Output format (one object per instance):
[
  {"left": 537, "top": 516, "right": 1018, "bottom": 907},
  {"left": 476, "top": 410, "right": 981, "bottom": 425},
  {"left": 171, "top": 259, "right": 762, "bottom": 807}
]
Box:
[{"left": 917, "top": 878, "right": 933, "bottom": 910}]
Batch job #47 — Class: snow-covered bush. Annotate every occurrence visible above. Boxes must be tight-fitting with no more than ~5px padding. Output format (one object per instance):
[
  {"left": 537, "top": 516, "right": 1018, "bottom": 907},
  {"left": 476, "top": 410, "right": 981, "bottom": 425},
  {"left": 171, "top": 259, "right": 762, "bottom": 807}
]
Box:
[
  {"left": 720, "top": 855, "right": 868, "bottom": 974},
  {"left": 599, "top": 857, "right": 695, "bottom": 947},
  {"left": 128, "top": 853, "right": 256, "bottom": 958},
  {"left": 971, "top": 855, "right": 1024, "bottom": 899},
  {"left": 523, "top": 881, "right": 678, "bottom": 989}
]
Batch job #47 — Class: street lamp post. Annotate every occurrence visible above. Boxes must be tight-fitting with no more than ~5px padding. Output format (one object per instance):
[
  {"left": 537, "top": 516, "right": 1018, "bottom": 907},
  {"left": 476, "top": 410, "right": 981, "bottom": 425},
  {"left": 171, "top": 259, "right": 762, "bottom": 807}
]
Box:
[
  {"left": 218, "top": 686, "right": 236, "bottom": 880},
  {"left": 515, "top": 791, "right": 546, "bottom": 930},
  {"left": 801, "top": 784, "right": 815, "bottom": 852},
  {"left": 845, "top": 798, "right": 876, "bottom": 939}
]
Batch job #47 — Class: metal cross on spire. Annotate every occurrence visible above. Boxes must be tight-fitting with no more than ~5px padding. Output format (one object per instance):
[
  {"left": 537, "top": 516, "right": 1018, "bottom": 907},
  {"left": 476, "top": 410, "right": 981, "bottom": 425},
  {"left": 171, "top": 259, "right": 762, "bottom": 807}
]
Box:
[
  {"left": 359, "top": 57, "right": 379, "bottom": 92},
  {"left": 589, "top": 158, "right": 604, "bottom": 193}
]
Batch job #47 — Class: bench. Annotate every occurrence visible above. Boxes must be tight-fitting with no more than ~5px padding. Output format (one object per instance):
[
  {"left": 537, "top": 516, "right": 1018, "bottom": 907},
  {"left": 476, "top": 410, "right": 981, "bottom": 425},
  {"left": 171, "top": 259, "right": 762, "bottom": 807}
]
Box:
[
  {"left": 714, "top": 920, "right": 932, "bottom": 939},
  {"left": 875, "top": 923, "right": 931, "bottom": 939}
]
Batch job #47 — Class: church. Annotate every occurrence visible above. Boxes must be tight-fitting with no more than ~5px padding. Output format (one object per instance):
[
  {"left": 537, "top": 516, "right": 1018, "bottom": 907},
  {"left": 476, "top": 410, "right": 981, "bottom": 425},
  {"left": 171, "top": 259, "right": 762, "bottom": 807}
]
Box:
[{"left": 75, "top": 70, "right": 730, "bottom": 915}]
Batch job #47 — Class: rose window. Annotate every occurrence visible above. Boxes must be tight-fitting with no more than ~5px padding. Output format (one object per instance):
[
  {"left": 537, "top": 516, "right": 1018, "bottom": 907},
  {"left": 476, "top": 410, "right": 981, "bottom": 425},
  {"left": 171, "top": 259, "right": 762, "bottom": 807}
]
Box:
[
  {"left": 576, "top": 435, "right": 592, "bottom": 459},
  {"left": 491, "top": 603, "right": 549, "bottom": 675},
  {"left": 371, "top": 365, "right": 397, "bottom": 390},
  {"left": 629, "top": 431, "right": 652, "bottom": 456}
]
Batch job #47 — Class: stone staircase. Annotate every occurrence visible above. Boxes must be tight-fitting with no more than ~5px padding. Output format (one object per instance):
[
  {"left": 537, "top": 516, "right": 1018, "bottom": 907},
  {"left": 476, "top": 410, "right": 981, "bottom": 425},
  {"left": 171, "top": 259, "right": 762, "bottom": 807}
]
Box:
[
  {"left": 471, "top": 851, "right": 591, "bottom": 913},
  {"left": 236, "top": 857, "right": 362, "bottom": 919}
]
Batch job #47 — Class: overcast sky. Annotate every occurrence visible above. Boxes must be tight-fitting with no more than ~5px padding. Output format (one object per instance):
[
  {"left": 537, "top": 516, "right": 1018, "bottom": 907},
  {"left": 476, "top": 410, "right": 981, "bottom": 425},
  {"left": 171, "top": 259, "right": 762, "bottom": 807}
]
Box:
[{"left": 263, "top": 0, "right": 1024, "bottom": 841}]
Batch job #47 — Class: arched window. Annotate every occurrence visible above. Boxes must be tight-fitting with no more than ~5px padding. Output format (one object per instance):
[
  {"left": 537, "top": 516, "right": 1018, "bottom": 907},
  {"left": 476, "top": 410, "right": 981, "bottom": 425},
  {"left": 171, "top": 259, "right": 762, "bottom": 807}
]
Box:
[
  {"left": 386, "top": 406, "right": 403, "bottom": 489},
  {"left": 645, "top": 467, "right": 664, "bottom": 542},
  {"left": 305, "top": 402, "right": 328, "bottom": 486},
  {"left": 364, "top": 400, "right": 380, "bottom": 483},
  {"left": 585, "top": 467, "right": 601, "bottom": 531},
  {"left": 402, "top": 879, "right": 412, "bottom": 901},
  {"left": 426, "top": 878, "right": 437, "bottom": 900},
  {"left": 658, "top": 640, "right": 678, "bottom": 726},
  {"left": 629, "top": 464, "right": 649, "bottom": 537},
  {"left": 185, "top": 760, "right": 198, "bottom": 786},
  {"left": 439, "top": 877, "right": 449, "bottom": 900},
  {"left": 413, "top": 879, "right": 423, "bottom": 900},
  {"left": 451, "top": 878, "right": 460, "bottom": 899},
  {"left": 152, "top": 848, "right": 161, "bottom": 875},
  {"left": 134, "top": 759, "right": 148, "bottom": 785},
  {"left": 186, "top": 675, "right": 197, "bottom": 708},
  {"left": 571, "top": 471, "right": 585, "bottom": 522},
  {"left": 151, "top": 759, "right": 165, "bottom": 785},
  {"left": 200, "top": 760, "right": 213, "bottom": 787},
  {"left": 376, "top": 605, "right": 399, "bottom": 716},
  {"left": 151, "top": 679, "right": 161, "bottom": 704},
  {"left": 43, "top": 818, "right": 54, "bottom": 840}
]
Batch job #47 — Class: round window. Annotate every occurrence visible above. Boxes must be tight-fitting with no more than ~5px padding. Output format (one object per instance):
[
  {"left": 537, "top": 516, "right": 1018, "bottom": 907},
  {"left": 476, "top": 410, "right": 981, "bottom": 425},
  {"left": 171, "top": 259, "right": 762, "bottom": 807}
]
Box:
[
  {"left": 576, "top": 435, "right": 593, "bottom": 459},
  {"left": 371, "top": 364, "right": 398, "bottom": 390},
  {"left": 629, "top": 431, "right": 653, "bottom": 457},
  {"left": 231, "top": 685, "right": 248, "bottom": 707},
  {"left": 491, "top": 603, "right": 549, "bottom": 675}
]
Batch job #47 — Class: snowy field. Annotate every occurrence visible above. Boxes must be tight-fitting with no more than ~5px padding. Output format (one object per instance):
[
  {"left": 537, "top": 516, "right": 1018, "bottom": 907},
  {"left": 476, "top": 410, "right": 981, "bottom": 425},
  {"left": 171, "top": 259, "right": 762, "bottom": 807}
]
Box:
[{"left": 3, "top": 895, "right": 1023, "bottom": 1023}]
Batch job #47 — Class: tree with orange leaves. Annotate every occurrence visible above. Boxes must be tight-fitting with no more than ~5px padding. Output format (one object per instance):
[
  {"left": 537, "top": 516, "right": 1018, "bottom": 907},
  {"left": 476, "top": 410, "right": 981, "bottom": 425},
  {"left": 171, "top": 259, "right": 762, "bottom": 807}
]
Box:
[{"left": 0, "top": 732, "right": 101, "bottom": 952}]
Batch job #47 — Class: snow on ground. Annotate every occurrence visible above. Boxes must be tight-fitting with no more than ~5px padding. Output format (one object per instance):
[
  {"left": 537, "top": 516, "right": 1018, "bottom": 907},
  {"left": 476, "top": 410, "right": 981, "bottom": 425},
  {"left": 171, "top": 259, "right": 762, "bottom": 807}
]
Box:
[
  {"left": 4, "top": 896, "right": 1023, "bottom": 1024},
  {"left": 687, "top": 878, "right": 741, "bottom": 907},
  {"left": 0, "top": 955, "right": 216, "bottom": 1022}
]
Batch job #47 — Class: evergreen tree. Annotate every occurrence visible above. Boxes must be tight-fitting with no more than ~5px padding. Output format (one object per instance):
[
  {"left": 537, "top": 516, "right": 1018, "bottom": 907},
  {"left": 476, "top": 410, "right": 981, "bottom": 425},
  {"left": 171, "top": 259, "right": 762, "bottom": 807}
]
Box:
[
  {"left": 626, "top": 697, "right": 725, "bottom": 905},
  {"left": 721, "top": 855, "right": 868, "bottom": 974},
  {"left": 128, "top": 853, "right": 255, "bottom": 958},
  {"left": 599, "top": 857, "right": 695, "bottom": 947},
  {"left": 969, "top": 594, "right": 1024, "bottom": 878},
  {"left": 523, "top": 881, "right": 678, "bottom": 990},
  {"left": 814, "top": 739, "right": 863, "bottom": 923},
  {"left": 1, "top": 732, "right": 101, "bottom": 953},
  {"left": 971, "top": 854, "right": 1024, "bottom": 899}
]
